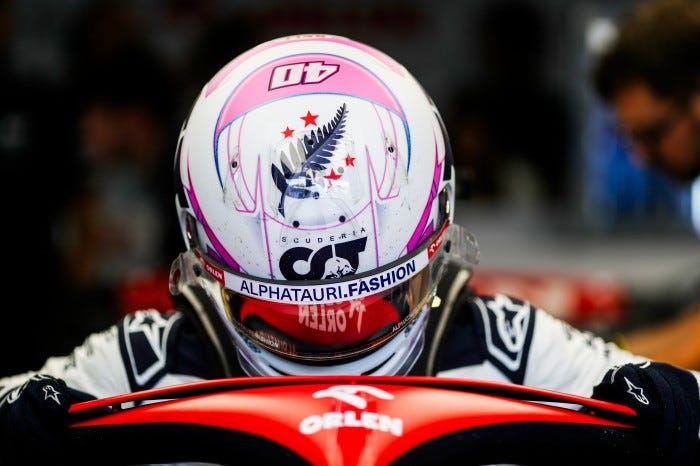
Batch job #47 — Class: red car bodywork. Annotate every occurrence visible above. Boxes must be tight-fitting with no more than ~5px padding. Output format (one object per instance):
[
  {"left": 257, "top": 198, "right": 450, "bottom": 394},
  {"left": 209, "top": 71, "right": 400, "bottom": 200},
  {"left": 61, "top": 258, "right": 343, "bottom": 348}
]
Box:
[{"left": 68, "top": 376, "right": 643, "bottom": 465}]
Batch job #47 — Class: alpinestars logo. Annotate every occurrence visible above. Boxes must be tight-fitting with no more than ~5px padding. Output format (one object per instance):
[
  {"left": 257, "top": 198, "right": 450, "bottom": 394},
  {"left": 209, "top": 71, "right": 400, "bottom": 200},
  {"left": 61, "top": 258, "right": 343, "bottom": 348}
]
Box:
[
  {"left": 299, "top": 385, "right": 403, "bottom": 436},
  {"left": 0, "top": 374, "right": 62, "bottom": 407},
  {"left": 122, "top": 311, "right": 181, "bottom": 388},
  {"left": 624, "top": 377, "right": 649, "bottom": 405},
  {"left": 479, "top": 294, "right": 532, "bottom": 373},
  {"left": 43, "top": 385, "right": 62, "bottom": 405}
]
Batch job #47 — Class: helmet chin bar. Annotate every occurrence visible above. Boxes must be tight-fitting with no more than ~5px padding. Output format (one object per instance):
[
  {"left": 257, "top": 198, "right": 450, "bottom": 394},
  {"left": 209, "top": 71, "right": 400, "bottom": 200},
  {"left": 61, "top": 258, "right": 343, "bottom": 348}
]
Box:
[
  {"left": 170, "top": 249, "right": 429, "bottom": 376},
  {"left": 233, "top": 308, "right": 429, "bottom": 377}
]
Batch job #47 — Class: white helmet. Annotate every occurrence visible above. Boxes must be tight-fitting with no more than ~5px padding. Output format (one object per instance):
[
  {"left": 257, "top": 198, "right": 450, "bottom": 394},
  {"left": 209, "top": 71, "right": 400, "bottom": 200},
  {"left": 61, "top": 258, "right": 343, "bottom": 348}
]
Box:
[{"left": 170, "top": 33, "right": 478, "bottom": 376}]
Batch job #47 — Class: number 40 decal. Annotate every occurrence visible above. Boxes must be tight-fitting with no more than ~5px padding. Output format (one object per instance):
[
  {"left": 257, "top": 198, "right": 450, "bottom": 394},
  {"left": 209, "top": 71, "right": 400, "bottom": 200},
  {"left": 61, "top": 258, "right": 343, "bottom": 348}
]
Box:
[{"left": 269, "top": 61, "right": 340, "bottom": 90}]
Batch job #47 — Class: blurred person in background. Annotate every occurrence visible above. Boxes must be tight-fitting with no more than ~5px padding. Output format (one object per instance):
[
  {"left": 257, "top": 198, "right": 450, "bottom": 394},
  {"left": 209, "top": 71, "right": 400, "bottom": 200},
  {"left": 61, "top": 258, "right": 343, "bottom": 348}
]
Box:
[
  {"left": 592, "top": 0, "right": 700, "bottom": 370},
  {"left": 594, "top": 0, "right": 700, "bottom": 187}
]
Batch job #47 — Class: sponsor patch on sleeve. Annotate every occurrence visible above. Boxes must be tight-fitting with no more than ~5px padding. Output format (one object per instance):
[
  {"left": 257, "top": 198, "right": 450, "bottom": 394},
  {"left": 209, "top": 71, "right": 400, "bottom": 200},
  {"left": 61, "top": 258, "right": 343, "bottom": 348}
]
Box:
[
  {"left": 118, "top": 310, "right": 183, "bottom": 391},
  {"left": 474, "top": 294, "right": 535, "bottom": 384}
]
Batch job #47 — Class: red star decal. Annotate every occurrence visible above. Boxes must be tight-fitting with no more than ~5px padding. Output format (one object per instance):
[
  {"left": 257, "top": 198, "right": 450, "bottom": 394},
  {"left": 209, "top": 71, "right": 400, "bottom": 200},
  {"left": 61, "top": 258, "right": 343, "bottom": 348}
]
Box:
[
  {"left": 344, "top": 154, "right": 356, "bottom": 166},
  {"left": 300, "top": 110, "right": 319, "bottom": 127},
  {"left": 324, "top": 168, "right": 342, "bottom": 181},
  {"left": 281, "top": 126, "right": 294, "bottom": 138}
]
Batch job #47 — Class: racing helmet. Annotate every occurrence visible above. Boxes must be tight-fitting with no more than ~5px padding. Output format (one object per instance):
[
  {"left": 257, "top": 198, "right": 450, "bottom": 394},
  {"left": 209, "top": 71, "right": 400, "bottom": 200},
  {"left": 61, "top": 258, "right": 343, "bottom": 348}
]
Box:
[{"left": 170, "top": 33, "right": 479, "bottom": 376}]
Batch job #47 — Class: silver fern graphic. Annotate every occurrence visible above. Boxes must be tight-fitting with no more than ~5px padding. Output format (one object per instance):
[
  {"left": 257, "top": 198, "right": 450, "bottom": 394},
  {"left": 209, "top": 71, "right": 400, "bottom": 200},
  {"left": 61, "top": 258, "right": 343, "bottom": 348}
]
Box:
[{"left": 271, "top": 104, "right": 348, "bottom": 216}]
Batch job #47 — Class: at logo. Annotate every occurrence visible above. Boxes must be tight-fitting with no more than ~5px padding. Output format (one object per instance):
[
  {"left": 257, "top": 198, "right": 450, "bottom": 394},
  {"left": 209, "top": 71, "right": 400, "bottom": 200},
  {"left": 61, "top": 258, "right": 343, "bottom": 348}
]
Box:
[
  {"left": 269, "top": 61, "right": 340, "bottom": 89},
  {"left": 280, "top": 237, "right": 367, "bottom": 280}
]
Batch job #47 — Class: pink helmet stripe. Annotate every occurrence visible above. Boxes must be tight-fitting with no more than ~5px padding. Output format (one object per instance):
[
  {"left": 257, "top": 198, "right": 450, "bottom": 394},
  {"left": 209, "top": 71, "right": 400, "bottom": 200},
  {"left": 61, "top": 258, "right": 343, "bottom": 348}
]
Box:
[
  {"left": 205, "top": 34, "right": 405, "bottom": 97},
  {"left": 405, "top": 144, "right": 442, "bottom": 252},
  {"left": 214, "top": 54, "right": 403, "bottom": 139},
  {"left": 186, "top": 162, "right": 243, "bottom": 271}
]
